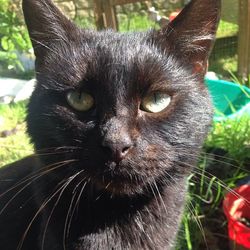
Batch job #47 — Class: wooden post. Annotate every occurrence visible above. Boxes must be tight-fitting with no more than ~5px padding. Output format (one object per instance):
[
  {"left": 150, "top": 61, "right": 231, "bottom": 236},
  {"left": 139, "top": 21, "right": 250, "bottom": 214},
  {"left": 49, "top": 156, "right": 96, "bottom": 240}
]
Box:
[
  {"left": 238, "top": 0, "right": 250, "bottom": 81},
  {"left": 93, "top": 0, "right": 105, "bottom": 30},
  {"left": 103, "top": 0, "right": 118, "bottom": 30},
  {"left": 93, "top": 0, "right": 148, "bottom": 30}
]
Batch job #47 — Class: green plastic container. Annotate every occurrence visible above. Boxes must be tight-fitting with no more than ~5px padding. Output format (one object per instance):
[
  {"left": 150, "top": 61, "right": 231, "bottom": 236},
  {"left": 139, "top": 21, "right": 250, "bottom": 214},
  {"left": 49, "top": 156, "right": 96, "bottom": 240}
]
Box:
[{"left": 205, "top": 78, "right": 250, "bottom": 121}]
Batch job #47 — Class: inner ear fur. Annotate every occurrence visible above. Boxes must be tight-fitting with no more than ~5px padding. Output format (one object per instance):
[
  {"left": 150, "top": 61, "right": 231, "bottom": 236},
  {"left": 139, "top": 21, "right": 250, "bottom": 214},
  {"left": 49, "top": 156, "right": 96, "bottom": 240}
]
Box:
[
  {"left": 155, "top": 0, "right": 221, "bottom": 76},
  {"left": 22, "top": 0, "right": 78, "bottom": 58}
]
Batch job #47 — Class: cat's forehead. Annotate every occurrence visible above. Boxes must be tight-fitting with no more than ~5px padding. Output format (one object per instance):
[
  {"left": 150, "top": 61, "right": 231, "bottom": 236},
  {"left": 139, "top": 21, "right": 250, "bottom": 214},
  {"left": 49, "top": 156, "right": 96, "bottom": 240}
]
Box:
[
  {"left": 42, "top": 29, "right": 188, "bottom": 93},
  {"left": 81, "top": 31, "right": 176, "bottom": 87},
  {"left": 89, "top": 30, "right": 157, "bottom": 63},
  {"left": 46, "top": 30, "right": 159, "bottom": 73},
  {"left": 38, "top": 30, "right": 176, "bottom": 94},
  {"left": 49, "top": 30, "right": 173, "bottom": 87}
]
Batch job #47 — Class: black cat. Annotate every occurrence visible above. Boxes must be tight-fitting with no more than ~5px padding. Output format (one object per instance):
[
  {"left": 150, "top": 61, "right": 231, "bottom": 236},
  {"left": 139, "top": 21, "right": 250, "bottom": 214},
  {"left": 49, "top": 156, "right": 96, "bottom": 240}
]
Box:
[{"left": 0, "top": 0, "right": 221, "bottom": 249}]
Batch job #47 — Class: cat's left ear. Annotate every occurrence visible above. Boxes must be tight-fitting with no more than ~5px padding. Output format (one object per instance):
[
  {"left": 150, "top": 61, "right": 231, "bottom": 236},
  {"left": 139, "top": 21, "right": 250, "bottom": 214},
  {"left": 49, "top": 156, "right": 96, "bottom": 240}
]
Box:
[{"left": 153, "top": 0, "right": 221, "bottom": 76}]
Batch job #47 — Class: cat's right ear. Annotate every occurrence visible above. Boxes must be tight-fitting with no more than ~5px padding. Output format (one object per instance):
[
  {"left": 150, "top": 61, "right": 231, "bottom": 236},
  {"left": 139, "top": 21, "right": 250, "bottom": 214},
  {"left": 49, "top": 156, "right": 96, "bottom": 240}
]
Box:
[
  {"left": 152, "top": 0, "right": 221, "bottom": 77},
  {"left": 22, "top": 0, "right": 77, "bottom": 60}
]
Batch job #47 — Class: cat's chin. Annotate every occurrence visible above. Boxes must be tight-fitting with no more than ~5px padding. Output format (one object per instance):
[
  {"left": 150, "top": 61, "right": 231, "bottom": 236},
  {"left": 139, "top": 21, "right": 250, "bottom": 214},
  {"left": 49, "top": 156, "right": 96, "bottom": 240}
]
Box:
[{"left": 90, "top": 174, "right": 146, "bottom": 197}]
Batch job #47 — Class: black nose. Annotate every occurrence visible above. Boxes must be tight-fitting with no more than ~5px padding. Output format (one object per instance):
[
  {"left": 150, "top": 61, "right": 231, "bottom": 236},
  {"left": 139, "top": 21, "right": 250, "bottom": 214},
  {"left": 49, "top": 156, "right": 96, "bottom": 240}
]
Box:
[
  {"left": 101, "top": 136, "right": 133, "bottom": 163},
  {"left": 101, "top": 116, "right": 134, "bottom": 163}
]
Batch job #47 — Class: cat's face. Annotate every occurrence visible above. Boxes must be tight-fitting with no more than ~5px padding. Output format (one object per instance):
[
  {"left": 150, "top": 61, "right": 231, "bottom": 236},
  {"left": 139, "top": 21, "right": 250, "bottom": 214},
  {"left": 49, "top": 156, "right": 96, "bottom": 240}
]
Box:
[{"left": 24, "top": 0, "right": 220, "bottom": 196}]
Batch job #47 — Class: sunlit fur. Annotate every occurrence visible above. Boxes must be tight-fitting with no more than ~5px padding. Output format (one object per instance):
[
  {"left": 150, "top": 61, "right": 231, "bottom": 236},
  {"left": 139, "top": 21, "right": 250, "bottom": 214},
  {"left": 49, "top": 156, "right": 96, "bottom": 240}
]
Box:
[{"left": 0, "top": 0, "right": 221, "bottom": 249}]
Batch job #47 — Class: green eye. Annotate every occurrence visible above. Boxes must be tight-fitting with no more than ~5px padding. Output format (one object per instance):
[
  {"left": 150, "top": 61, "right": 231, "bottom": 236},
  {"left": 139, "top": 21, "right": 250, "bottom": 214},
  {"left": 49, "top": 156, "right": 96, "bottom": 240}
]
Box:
[
  {"left": 141, "top": 92, "right": 171, "bottom": 113},
  {"left": 67, "top": 91, "right": 94, "bottom": 111}
]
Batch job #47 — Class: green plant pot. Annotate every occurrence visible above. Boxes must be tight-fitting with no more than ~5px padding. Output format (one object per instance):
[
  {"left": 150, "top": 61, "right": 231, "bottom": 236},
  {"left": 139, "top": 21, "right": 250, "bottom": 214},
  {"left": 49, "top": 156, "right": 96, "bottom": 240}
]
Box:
[{"left": 205, "top": 78, "right": 250, "bottom": 121}]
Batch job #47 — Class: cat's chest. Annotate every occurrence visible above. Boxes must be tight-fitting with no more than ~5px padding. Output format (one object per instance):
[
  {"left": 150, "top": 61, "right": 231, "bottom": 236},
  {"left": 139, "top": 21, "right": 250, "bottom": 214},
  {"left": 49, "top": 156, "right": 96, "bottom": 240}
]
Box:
[{"left": 36, "top": 181, "right": 186, "bottom": 250}]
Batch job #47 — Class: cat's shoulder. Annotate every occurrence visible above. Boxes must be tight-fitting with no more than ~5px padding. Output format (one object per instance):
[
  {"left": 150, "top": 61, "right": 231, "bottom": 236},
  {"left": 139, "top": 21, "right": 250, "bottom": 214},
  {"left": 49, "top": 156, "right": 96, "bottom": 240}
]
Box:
[
  {"left": 0, "top": 156, "right": 41, "bottom": 249},
  {"left": 0, "top": 155, "right": 41, "bottom": 191}
]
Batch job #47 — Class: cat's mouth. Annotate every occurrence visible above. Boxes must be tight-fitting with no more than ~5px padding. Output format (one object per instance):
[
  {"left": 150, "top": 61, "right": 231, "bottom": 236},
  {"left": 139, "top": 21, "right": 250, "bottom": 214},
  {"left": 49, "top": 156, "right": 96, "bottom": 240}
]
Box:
[
  {"left": 88, "top": 164, "right": 146, "bottom": 196},
  {"left": 91, "top": 176, "right": 144, "bottom": 196}
]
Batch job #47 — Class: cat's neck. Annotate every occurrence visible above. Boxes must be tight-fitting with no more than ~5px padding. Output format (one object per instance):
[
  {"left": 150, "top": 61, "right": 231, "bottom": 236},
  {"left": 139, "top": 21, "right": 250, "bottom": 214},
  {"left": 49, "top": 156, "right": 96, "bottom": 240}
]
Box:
[{"left": 35, "top": 174, "right": 187, "bottom": 250}]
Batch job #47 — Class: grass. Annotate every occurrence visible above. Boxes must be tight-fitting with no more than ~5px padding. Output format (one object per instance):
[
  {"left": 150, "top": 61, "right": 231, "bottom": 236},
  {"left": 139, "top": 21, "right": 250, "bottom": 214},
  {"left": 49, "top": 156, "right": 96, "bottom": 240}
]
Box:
[
  {"left": 209, "top": 55, "right": 238, "bottom": 80},
  {"left": 206, "top": 115, "right": 250, "bottom": 162},
  {"left": 179, "top": 114, "right": 250, "bottom": 250},
  {"left": 0, "top": 101, "right": 33, "bottom": 166}
]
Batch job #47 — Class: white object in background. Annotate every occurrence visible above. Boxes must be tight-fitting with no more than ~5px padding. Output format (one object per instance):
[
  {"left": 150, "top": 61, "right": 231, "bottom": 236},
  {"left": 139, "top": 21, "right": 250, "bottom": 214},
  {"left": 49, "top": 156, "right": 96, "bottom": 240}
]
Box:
[
  {"left": 0, "top": 78, "right": 36, "bottom": 104},
  {"left": 206, "top": 72, "right": 219, "bottom": 80},
  {"left": 148, "top": 7, "right": 162, "bottom": 22},
  {"left": 16, "top": 50, "right": 35, "bottom": 71},
  {"left": 14, "top": 79, "right": 36, "bottom": 102}
]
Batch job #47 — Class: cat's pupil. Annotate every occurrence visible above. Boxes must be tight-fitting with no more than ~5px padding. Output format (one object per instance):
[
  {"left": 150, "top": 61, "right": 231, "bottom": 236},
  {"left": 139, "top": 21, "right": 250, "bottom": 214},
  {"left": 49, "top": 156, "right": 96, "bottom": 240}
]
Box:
[
  {"left": 66, "top": 91, "right": 94, "bottom": 111},
  {"left": 141, "top": 92, "right": 171, "bottom": 113},
  {"left": 154, "top": 93, "right": 157, "bottom": 103}
]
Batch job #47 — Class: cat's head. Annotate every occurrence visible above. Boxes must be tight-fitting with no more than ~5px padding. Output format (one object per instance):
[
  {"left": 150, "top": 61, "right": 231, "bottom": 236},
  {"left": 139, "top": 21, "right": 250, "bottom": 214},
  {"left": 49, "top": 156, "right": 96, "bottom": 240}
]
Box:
[{"left": 23, "top": 0, "right": 220, "bottom": 196}]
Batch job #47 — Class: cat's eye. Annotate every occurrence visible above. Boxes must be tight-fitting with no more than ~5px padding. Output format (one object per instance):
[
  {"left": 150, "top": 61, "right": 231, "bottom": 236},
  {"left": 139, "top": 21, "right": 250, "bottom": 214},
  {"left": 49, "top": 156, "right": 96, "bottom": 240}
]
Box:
[
  {"left": 141, "top": 92, "right": 171, "bottom": 113},
  {"left": 67, "top": 91, "right": 94, "bottom": 111}
]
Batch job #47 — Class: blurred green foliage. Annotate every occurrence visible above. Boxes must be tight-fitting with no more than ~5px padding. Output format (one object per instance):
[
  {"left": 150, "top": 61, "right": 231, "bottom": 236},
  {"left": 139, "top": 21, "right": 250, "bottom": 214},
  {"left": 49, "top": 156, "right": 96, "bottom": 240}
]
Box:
[
  {"left": 0, "top": 0, "right": 32, "bottom": 76},
  {"left": 217, "top": 20, "right": 238, "bottom": 38}
]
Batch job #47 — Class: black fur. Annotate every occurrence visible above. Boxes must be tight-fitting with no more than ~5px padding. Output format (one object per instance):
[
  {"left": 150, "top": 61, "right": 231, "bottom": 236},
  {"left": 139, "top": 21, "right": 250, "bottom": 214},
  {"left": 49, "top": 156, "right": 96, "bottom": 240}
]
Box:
[{"left": 0, "top": 0, "right": 221, "bottom": 249}]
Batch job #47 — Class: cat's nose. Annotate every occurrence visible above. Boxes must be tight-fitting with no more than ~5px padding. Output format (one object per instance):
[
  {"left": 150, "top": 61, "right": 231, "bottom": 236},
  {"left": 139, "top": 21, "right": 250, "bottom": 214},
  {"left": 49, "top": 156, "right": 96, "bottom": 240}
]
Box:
[{"left": 101, "top": 136, "right": 133, "bottom": 163}]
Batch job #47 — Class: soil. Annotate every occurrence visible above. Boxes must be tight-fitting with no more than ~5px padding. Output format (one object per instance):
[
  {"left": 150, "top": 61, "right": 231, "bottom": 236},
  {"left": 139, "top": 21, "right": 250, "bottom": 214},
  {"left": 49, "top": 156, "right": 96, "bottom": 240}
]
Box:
[{"left": 0, "top": 127, "right": 18, "bottom": 138}]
